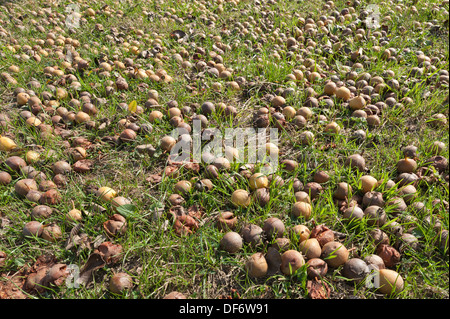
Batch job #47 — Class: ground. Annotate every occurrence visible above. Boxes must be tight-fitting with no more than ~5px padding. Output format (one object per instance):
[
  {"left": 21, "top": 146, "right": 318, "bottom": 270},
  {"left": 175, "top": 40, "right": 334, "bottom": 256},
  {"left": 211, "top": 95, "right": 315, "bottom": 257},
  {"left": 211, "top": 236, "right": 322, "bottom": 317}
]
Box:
[{"left": 0, "top": 0, "right": 449, "bottom": 300}]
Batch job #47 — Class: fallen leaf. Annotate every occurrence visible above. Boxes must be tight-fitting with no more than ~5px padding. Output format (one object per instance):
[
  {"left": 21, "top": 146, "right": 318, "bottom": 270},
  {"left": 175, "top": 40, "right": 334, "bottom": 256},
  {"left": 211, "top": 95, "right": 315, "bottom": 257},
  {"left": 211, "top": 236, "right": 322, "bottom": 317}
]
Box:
[
  {"left": 187, "top": 204, "right": 204, "bottom": 219},
  {"left": 73, "top": 159, "right": 93, "bottom": 173},
  {"left": 97, "top": 241, "right": 123, "bottom": 264},
  {"left": 173, "top": 215, "right": 199, "bottom": 236},
  {"left": 103, "top": 214, "right": 127, "bottom": 237},
  {"left": 78, "top": 241, "right": 123, "bottom": 286},
  {"left": 128, "top": 100, "right": 137, "bottom": 113},
  {"left": 22, "top": 254, "right": 69, "bottom": 294},
  {"left": 169, "top": 205, "right": 185, "bottom": 218},
  {"left": 146, "top": 174, "right": 162, "bottom": 183},
  {"left": 77, "top": 252, "right": 105, "bottom": 286},
  {"left": 307, "top": 279, "right": 331, "bottom": 299},
  {"left": 0, "top": 272, "right": 28, "bottom": 299},
  {"left": 65, "top": 224, "right": 92, "bottom": 254}
]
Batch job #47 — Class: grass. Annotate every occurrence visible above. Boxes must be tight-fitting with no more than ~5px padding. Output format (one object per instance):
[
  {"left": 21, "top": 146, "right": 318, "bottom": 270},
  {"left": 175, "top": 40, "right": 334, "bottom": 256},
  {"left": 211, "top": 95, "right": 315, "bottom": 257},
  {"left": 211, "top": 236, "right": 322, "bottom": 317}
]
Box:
[{"left": 0, "top": 0, "right": 449, "bottom": 300}]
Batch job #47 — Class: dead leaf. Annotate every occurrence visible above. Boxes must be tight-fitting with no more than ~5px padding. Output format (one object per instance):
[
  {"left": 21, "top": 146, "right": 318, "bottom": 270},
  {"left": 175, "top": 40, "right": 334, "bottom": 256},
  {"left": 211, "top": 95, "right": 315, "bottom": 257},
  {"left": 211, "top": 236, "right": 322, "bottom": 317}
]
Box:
[
  {"left": 146, "top": 174, "right": 162, "bottom": 184},
  {"left": 425, "top": 156, "right": 448, "bottom": 173},
  {"left": 173, "top": 215, "right": 199, "bottom": 236},
  {"left": 65, "top": 224, "right": 92, "bottom": 254},
  {"left": 169, "top": 205, "right": 185, "bottom": 218},
  {"left": 164, "top": 165, "right": 179, "bottom": 177},
  {"left": 0, "top": 272, "right": 28, "bottom": 299},
  {"left": 167, "top": 158, "right": 200, "bottom": 174},
  {"left": 184, "top": 162, "right": 200, "bottom": 173},
  {"left": 77, "top": 252, "right": 105, "bottom": 286},
  {"left": 103, "top": 214, "right": 127, "bottom": 237},
  {"left": 321, "top": 143, "right": 337, "bottom": 151},
  {"left": 307, "top": 279, "right": 331, "bottom": 299},
  {"left": 187, "top": 204, "right": 204, "bottom": 219},
  {"left": 78, "top": 241, "right": 123, "bottom": 286},
  {"left": 73, "top": 159, "right": 94, "bottom": 173},
  {"left": 22, "top": 254, "right": 69, "bottom": 294},
  {"left": 310, "top": 224, "right": 335, "bottom": 247},
  {"left": 97, "top": 241, "right": 123, "bottom": 264},
  {"left": 72, "top": 137, "right": 92, "bottom": 148},
  {"left": 66, "top": 233, "right": 91, "bottom": 253}
]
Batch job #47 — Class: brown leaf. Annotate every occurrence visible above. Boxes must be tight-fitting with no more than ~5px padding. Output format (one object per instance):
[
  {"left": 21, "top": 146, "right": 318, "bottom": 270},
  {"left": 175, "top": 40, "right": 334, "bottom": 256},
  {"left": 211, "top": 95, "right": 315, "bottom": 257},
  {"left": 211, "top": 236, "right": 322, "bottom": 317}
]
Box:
[
  {"left": 173, "top": 215, "right": 199, "bottom": 236},
  {"left": 22, "top": 255, "right": 69, "bottom": 293},
  {"left": 376, "top": 244, "right": 401, "bottom": 268},
  {"left": 307, "top": 279, "right": 331, "bottom": 299},
  {"left": 321, "top": 143, "right": 337, "bottom": 151},
  {"left": 55, "top": 129, "right": 74, "bottom": 139},
  {"left": 166, "top": 159, "right": 200, "bottom": 174},
  {"left": 67, "top": 233, "right": 91, "bottom": 253},
  {"left": 32, "top": 254, "right": 57, "bottom": 272},
  {"left": 425, "top": 156, "right": 448, "bottom": 173},
  {"left": 169, "top": 205, "right": 185, "bottom": 218},
  {"left": 97, "top": 241, "right": 123, "bottom": 264},
  {"left": 77, "top": 241, "right": 123, "bottom": 286},
  {"left": 310, "top": 224, "right": 335, "bottom": 247},
  {"left": 78, "top": 252, "right": 106, "bottom": 286},
  {"left": 137, "top": 82, "right": 149, "bottom": 92},
  {"left": 164, "top": 165, "right": 179, "bottom": 178},
  {"left": 187, "top": 204, "right": 204, "bottom": 219},
  {"left": 0, "top": 272, "right": 28, "bottom": 299},
  {"left": 183, "top": 162, "right": 200, "bottom": 173},
  {"left": 73, "top": 159, "right": 93, "bottom": 173},
  {"left": 65, "top": 224, "right": 92, "bottom": 253},
  {"left": 25, "top": 268, "right": 48, "bottom": 292},
  {"left": 103, "top": 214, "right": 127, "bottom": 237},
  {"left": 39, "top": 189, "right": 62, "bottom": 205},
  {"left": 146, "top": 174, "right": 162, "bottom": 184},
  {"left": 42, "top": 264, "right": 69, "bottom": 287},
  {"left": 72, "top": 137, "right": 92, "bottom": 148},
  {"left": 216, "top": 211, "right": 238, "bottom": 231}
]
